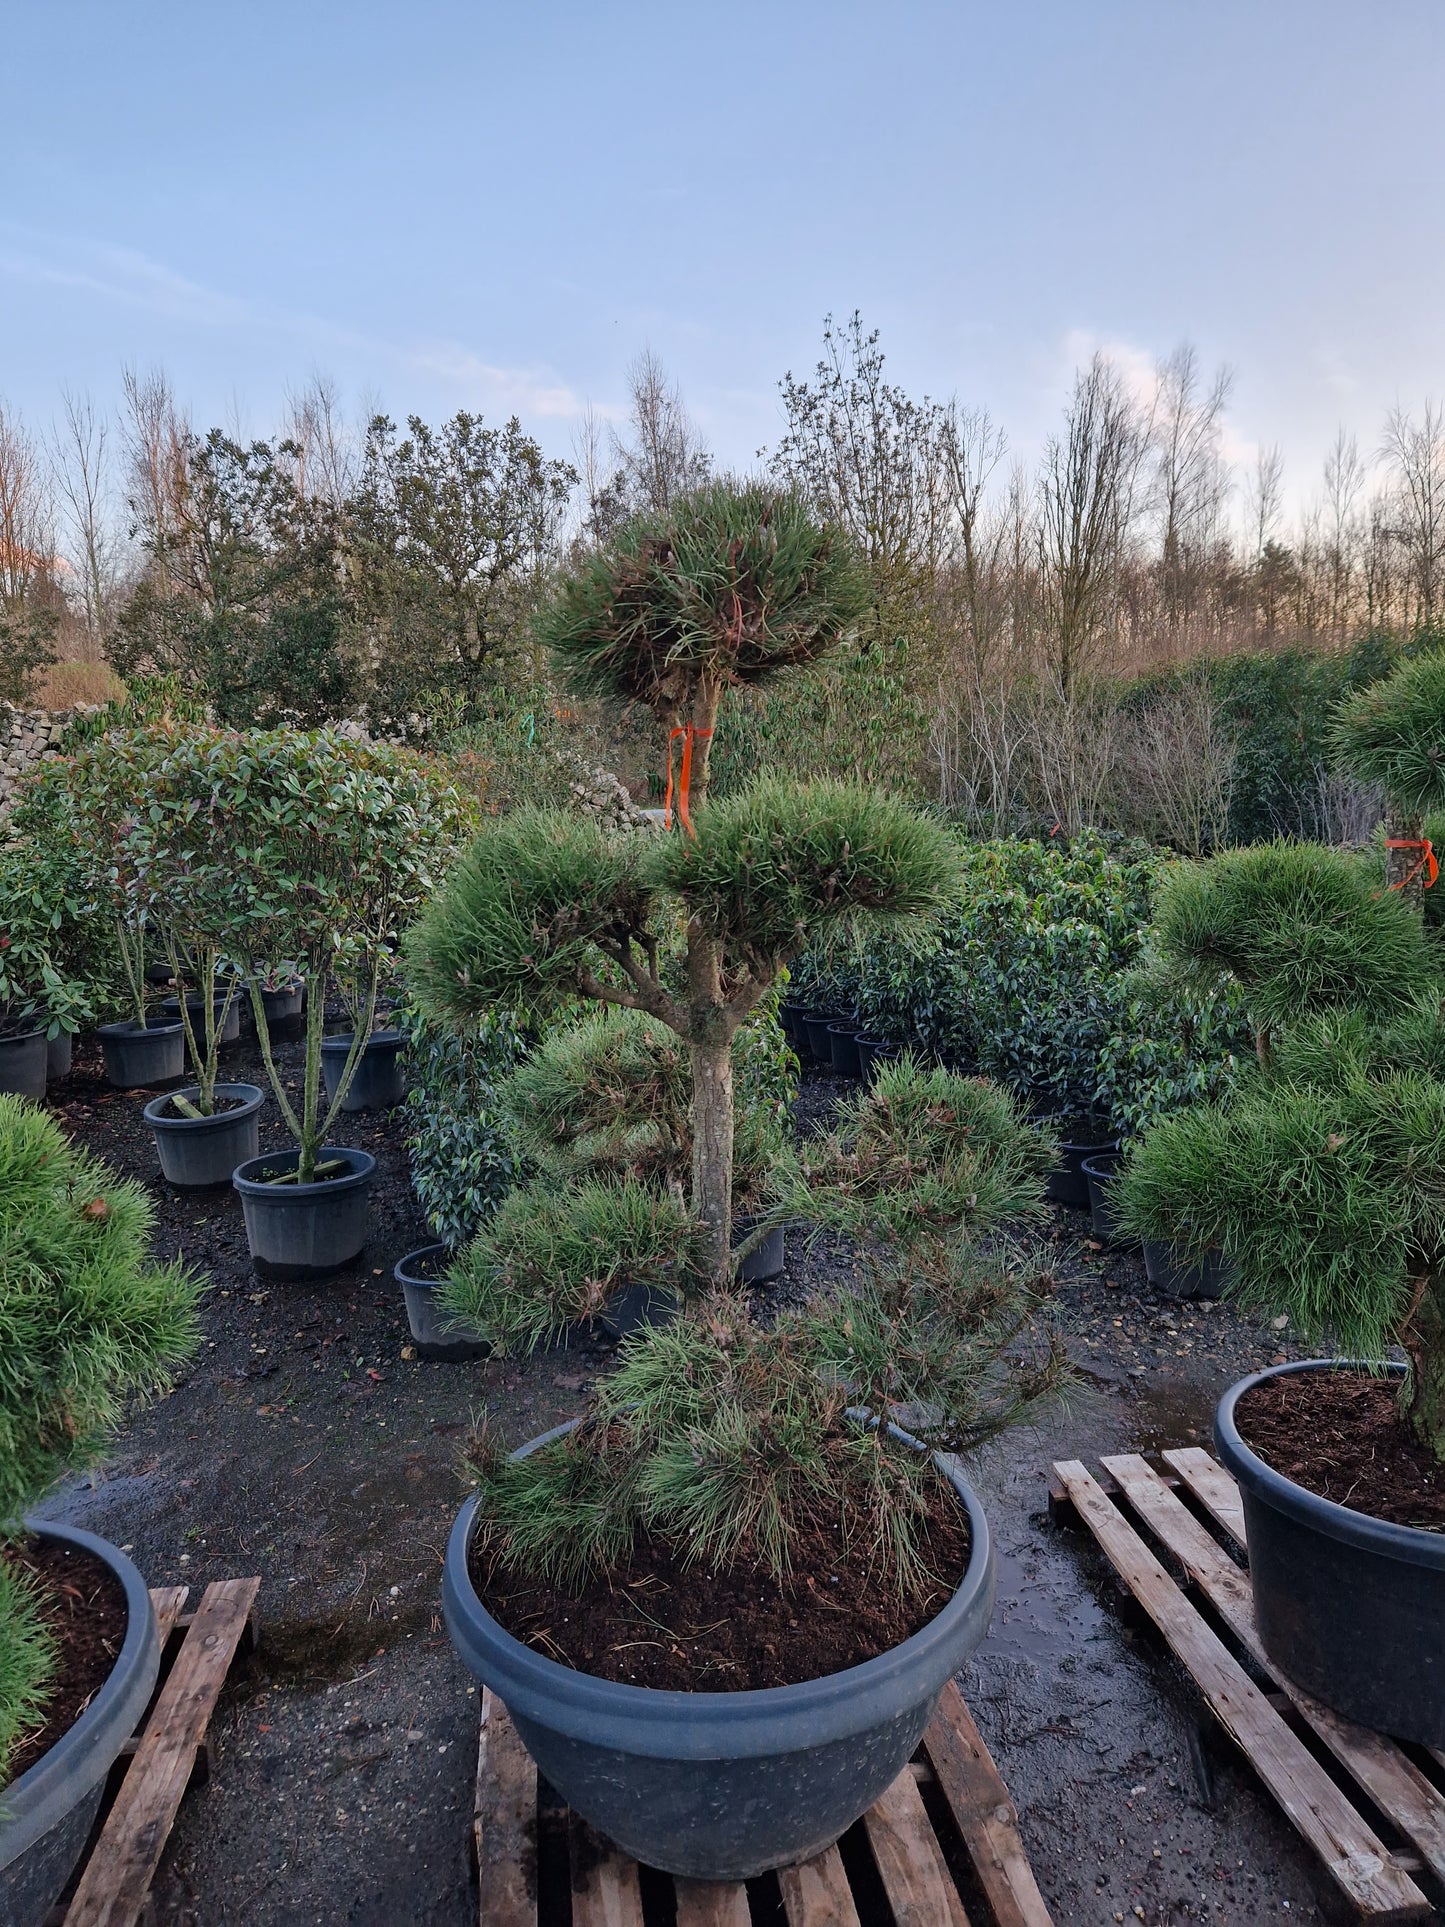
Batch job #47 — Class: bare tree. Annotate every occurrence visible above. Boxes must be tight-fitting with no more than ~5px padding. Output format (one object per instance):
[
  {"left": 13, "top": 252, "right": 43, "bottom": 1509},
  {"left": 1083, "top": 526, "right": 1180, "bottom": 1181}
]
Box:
[
  {"left": 281, "top": 374, "right": 355, "bottom": 507},
  {"left": 1035, "top": 354, "right": 1144, "bottom": 695},
  {"left": 1383, "top": 400, "right": 1445, "bottom": 629},
  {"left": 51, "top": 391, "right": 122, "bottom": 655},
  {"left": 1245, "top": 444, "right": 1284, "bottom": 563},
  {"left": 1320, "top": 427, "right": 1364, "bottom": 639},
  {"left": 120, "top": 365, "right": 191, "bottom": 593},
  {"left": 0, "top": 401, "right": 60, "bottom": 701},
  {"left": 611, "top": 348, "right": 710, "bottom": 515}
]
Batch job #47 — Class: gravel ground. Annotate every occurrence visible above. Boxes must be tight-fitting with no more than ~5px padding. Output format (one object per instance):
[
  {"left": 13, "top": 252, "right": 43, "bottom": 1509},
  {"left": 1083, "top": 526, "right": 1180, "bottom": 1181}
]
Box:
[{"left": 34, "top": 1037, "right": 1350, "bottom": 1925}]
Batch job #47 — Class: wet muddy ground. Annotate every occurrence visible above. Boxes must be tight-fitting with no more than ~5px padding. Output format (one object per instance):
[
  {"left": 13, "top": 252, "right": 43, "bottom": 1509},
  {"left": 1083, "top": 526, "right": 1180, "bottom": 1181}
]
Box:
[{"left": 37, "top": 1034, "right": 1346, "bottom": 1924}]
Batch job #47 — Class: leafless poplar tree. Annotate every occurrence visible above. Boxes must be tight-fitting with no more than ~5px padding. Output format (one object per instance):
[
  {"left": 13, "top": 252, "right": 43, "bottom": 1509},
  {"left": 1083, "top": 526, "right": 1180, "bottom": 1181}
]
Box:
[
  {"left": 1383, "top": 401, "right": 1445, "bottom": 629},
  {"left": 51, "top": 391, "right": 122, "bottom": 655}
]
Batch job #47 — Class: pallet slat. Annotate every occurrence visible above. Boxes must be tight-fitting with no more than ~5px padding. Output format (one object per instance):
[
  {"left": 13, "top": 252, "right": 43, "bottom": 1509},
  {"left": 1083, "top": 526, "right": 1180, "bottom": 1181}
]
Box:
[
  {"left": 674, "top": 1877, "right": 752, "bottom": 1925},
  {"left": 1052, "top": 1459, "right": 1428, "bottom": 1922},
  {"left": 1162, "top": 1445, "right": 1248, "bottom": 1544},
  {"left": 1102, "top": 1452, "right": 1445, "bottom": 1891},
  {"left": 475, "top": 1691, "right": 537, "bottom": 1927},
  {"left": 568, "top": 1811, "right": 644, "bottom": 1927},
  {"left": 924, "top": 1680, "right": 1053, "bottom": 1927},
  {"left": 863, "top": 1766, "right": 972, "bottom": 1925},
  {"left": 776, "top": 1845, "right": 863, "bottom": 1926},
  {"left": 65, "top": 1577, "right": 260, "bottom": 1927},
  {"left": 147, "top": 1587, "right": 190, "bottom": 1647}
]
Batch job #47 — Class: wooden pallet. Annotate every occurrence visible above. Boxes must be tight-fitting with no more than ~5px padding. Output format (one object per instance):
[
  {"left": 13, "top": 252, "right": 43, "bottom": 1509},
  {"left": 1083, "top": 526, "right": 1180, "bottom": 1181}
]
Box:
[
  {"left": 44, "top": 1575, "right": 260, "bottom": 1927},
  {"left": 1051, "top": 1450, "right": 1445, "bottom": 1921},
  {"left": 474, "top": 1679, "right": 1052, "bottom": 1925}
]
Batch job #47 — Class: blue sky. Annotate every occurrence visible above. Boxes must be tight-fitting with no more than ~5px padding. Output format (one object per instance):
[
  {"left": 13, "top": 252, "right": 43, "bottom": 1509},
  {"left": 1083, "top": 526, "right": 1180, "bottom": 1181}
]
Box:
[{"left": 4, "top": 1, "right": 1443, "bottom": 510}]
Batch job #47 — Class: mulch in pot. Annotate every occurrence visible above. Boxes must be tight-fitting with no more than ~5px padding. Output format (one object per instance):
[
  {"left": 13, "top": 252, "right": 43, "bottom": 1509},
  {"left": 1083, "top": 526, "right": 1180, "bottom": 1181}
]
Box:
[
  {"left": 157, "top": 1093, "right": 247, "bottom": 1119},
  {"left": 1235, "top": 1369, "right": 1445, "bottom": 1532},
  {"left": 4, "top": 1539, "right": 128, "bottom": 1782},
  {"left": 473, "top": 1496, "right": 970, "bottom": 1693}
]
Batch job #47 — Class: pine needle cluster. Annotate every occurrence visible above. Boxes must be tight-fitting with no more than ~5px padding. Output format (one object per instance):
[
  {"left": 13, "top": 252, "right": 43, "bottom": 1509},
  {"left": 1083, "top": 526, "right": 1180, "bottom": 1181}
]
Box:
[
  {"left": 1333, "top": 652, "right": 1445, "bottom": 817},
  {"left": 536, "top": 481, "right": 871, "bottom": 711}
]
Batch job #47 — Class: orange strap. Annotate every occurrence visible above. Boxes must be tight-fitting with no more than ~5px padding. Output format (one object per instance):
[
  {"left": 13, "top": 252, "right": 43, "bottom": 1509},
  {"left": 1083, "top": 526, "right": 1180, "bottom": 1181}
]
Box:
[
  {"left": 1387, "top": 837, "right": 1440, "bottom": 890},
  {"left": 663, "top": 724, "right": 713, "bottom": 836}
]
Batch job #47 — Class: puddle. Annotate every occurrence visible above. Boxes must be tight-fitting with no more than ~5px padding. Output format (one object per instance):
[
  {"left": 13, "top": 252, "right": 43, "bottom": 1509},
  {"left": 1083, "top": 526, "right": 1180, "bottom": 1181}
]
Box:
[
  {"left": 1120, "top": 1375, "right": 1217, "bottom": 1457},
  {"left": 983, "top": 1538, "right": 1108, "bottom": 1667}
]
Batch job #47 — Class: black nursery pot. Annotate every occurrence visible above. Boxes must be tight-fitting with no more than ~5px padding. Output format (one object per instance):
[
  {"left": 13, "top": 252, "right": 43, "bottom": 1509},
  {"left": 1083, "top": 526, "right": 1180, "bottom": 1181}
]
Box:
[
  {"left": 856, "top": 1035, "right": 900, "bottom": 1087},
  {"left": 159, "top": 991, "right": 242, "bottom": 1046},
  {"left": 777, "top": 1001, "right": 811, "bottom": 1049},
  {"left": 320, "top": 1029, "right": 407, "bottom": 1111},
  {"left": 733, "top": 1214, "right": 786, "bottom": 1283},
  {"left": 45, "top": 1028, "right": 72, "bottom": 1083},
  {"left": 395, "top": 1244, "right": 489, "bottom": 1361},
  {"left": 233, "top": 1145, "right": 376, "bottom": 1279},
  {"left": 802, "top": 1011, "right": 838, "bottom": 1065},
  {"left": 0, "top": 1025, "right": 48, "bottom": 1101},
  {"left": 443, "top": 1418, "right": 996, "bottom": 1880},
  {"left": 0, "top": 1521, "right": 161, "bottom": 1927},
  {"left": 1044, "top": 1116, "right": 1119, "bottom": 1209},
  {"left": 142, "top": 1083, "right": 264, "bottom": 1188},
  {"left": 1216, "top": 1360, "right": 1445, "bottom": 1747},
  {"left": 827, "top": 1020, "right": 862, "bottom": 1079},
  {"left": 1143, "top": 1240, "right": 1231, "bottom": 1300},
  {"left": 1079, "top": 1151, "right": 1137, "bottom": 1248},
  {"left": 96, "top": 1017, "right": 185, "bottom": 1090}
]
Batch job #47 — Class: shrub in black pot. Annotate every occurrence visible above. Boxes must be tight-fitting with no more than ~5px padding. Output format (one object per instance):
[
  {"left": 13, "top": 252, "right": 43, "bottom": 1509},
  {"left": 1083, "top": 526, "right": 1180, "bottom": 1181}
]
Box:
[
  {"left": 1115, "top": 825, "right": 1445, "bottom": 1742},
  {"left": 413, "top": 484, "right": 1066, "bottom": 1874},
  {"left": 0, "top": 1100, "right": 199, "bottom": 1924},
  {"left": 320, "top": 1027, "right": 406, "bottom": 1112}
]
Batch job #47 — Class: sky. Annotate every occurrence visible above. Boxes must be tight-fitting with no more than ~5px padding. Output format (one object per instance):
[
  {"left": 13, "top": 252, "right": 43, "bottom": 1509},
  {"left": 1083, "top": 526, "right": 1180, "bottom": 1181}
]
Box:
[{"left": 4, "top": 0, "right": 1444, "bottom": 518}]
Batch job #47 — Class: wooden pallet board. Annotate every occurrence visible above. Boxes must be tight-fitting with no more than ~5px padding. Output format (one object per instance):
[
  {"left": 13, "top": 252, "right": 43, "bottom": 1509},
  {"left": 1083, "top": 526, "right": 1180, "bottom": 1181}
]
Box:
[
  {"left": 474, "top": 1685, "right": 1052, "bottom": 1925},
  {"left": 54, "top": 1576, "right": 260, "bottom": 1927},
  {"left": 1053, "top": 1453, "right": 1438, "bottom": 1921}
]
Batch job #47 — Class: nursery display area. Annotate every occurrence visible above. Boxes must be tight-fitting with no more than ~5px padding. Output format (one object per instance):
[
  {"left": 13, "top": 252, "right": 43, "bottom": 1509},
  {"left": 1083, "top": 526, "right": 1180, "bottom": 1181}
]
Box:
[{"left": 7, "top": 484, "right": 1445, "bottom": 1927}]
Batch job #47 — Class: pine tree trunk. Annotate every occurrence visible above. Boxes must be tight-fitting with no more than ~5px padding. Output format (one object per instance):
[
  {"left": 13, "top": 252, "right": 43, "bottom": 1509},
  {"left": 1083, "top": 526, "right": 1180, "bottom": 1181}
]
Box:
[
  {"left": 1386, "top": 808, "right": 1426, "bottom": 911},
  {"left": 691, "top": 1032, "right": 734, "bottom": 1290},
  {"left": 1404, "top": 1271, "right": 1445, "bottom": 1460}
]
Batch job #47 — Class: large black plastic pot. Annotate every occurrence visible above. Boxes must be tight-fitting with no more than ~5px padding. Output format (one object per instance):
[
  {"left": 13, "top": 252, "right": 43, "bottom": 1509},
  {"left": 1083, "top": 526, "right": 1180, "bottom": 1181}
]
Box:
[
  {"left": 320, "top": 1029, "right": 406, "bottom": 1111},
  {"left": 1043, "top": 1117, "right": 1118, "bottom": 1209},
  {"left": 801, "top": 1011, "right": 837, "bottom": 1066},
  {"left": 1143, "top": 1239, "right": 1230, "bottom": 1300},
  {"left": 1080, "top": 1152, "right": 1137, "bottom": 1249},
  {"left": 827, "top": 1021, "right": 862, "bottom": 1079},
  {"left": 0, "top": 1521, "right": 160, "bottom": 1927},
  {"left": 159, "top": 991, "right": 241, "bottom": 1046},
  {"left": 45, "top": 1029, "right": 72, "bottom": 1083},
  {"left": 0, "top": 1027, "right": 47, "bottom": 1100},
  {"left": 443, "top": 1419, "right": 996, "bottom": 1880},
  {"left": 143, "top": 1083, "right": 264, "bottom": 1187},
  {"left": 233, "top": 1145, "right": 376, "bottom": 1279},
  {"left": 96, "top": 1017, "right": 185, "bottom": 1089},
  {"left": 1216, "top": 1360, "right": 1445, "bottom": 1746},
  {"left": 777, "top": 1001, "right": 811, "bottom": 1050},
  {"left": 856, "top": 1035, "right": 900, "bottom": 1087},
  {"left": 734, "top": 1215, "right": 786, "bottom": 1283},
  {"left": 396, "top": 1243, "right": 489, "bottom": 1361},
  {"left": 258, "top": 981, "right": 303, "bottom": 1028}
]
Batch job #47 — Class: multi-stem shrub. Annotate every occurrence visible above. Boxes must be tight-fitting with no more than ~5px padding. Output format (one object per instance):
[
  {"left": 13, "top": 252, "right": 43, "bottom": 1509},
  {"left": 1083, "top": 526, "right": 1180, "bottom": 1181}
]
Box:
[
  {"left": 401, "top": 1003, "right": 532, "bottom": 1249},
  {"left": 0, "top": 1099, "right": 199, "bottom": 1783}
]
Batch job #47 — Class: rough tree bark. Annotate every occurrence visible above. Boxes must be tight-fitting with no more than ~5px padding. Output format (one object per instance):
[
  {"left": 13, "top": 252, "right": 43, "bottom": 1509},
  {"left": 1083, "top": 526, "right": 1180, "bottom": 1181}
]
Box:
[{"left": 1404, "top": 1270, "right": 1445, "bottom": 1459}]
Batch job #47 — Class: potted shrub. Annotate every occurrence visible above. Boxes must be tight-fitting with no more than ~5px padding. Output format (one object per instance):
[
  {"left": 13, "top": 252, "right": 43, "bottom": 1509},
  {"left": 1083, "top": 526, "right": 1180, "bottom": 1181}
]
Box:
[
  {"left": 320, "top": 970, "right": 407, "bottom": 1113},
  {"left": 1115, "top": 829, "right": 1445, "bottom": 1741},
  {"left": 60, "top": 734, "right": 185, "bottom": 1090},
  {"left": 161, "top": 727, "right": 470, "bottom": 1277},
  {"left": 411, "top": 483, "right": 1067, "bottom": 1875},
  {"left": 0, "top": 1098, "right": 199, "bottom": 1924}
]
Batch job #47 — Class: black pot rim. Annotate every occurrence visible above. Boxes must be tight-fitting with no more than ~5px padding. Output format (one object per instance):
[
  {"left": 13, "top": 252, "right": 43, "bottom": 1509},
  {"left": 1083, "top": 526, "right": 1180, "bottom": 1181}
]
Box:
[
  {"left": 319, "top": 1028, "right": 404, "bottom": 1054},
  {"left": 97, "top": 1017, "right": 184, "bottom": 1038},
  {"left": 0, "top": 1518, "right": 158, "bottom": 1868},
  {"left": 1216, "top": 1358, "right": 1445, "bottom": 1570},
  {"left": 826, "top": 1019, "right": 861, "bottom": 1036},
  {"left": 0, "top": 1025, "right": 45, "bottom": 1046},
  {"left": 1078, "top": 1152, "right": 1122, "bottom": 1177},
  {"left": 443, "top": 1417, "right": 993, "bottom": 1754},
  {"left": 232, "top": 1145, "right": 377, "bottom": 1197},
  {"left": 395, "top": 1241, "right": 451, "bottom": 1290},
  {"left": 142, "top": 1083, "right": 265, "bottom": 1133}
]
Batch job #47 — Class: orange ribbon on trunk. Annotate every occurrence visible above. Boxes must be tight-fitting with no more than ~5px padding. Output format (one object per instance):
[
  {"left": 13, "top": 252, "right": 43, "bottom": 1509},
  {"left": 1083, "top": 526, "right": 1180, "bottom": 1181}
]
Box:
[
  {"left": 1386, "top": 837, "right": 1440, "bottom": 890},
  {"left": 663, "top": 724, "right": 712, "bottom": 837}
]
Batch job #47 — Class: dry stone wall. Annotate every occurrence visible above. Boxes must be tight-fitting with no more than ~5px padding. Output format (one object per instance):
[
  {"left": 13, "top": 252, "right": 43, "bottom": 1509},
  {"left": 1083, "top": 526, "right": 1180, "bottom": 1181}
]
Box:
[{"left": 0, "top": 708, "right": 96, "bottom": 815}]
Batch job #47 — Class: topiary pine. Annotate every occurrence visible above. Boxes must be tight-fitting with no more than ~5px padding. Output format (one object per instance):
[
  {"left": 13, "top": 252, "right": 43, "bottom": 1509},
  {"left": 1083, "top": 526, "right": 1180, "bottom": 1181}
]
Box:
[
  {"left": 0, "top": 1098, "right": 200, "bottom": 1783},
  {"left": 409, "top": 484, "right": 956, "bottom": 1287},
  {"left": 1334, "top": 651, "right": 1445, "bottom": 898}
]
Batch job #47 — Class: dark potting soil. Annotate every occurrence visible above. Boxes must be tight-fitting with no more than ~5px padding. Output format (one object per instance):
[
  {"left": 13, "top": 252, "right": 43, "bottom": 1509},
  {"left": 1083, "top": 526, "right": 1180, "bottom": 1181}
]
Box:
[
  {"left": 1235, "top": 1369, "right": 1445, "bottom": 1532},
  {"left": 4, "top": 1539, "right": 128, "bottom": 1783},
  {"left": 472, "top": 1494, "right": 971, "bottom": 1692}
]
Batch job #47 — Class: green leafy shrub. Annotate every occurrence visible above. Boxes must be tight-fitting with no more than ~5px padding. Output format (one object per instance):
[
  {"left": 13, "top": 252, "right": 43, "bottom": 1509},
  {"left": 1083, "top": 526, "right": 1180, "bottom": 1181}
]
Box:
[
  {"left": 401, "top": 1004, "right": 532, "bottom": 1249},
  {"left": 0, "top": 1098, "right": 200, "bottom": 1783}
]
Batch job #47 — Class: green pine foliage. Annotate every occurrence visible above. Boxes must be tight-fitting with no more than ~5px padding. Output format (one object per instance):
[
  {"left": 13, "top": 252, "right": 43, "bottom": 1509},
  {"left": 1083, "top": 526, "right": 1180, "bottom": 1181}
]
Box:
[
  {"left": 648, "top": 778, "right": 958, "bottom": 968},
  {"left": 0, "top": 1098, "right": 200, "bottom": 1784},
  {"left": 444, "top": 1177, "right": 701, "bottom": 1352},
  {"left": 1333, "top": 652, "right": 1445, "bottom": 817},
  {"left": 404, "top": 808, "right": 653, "bottom": 1023},
  {"left": 0, "top": 1561, "right": 54, "bottom": 1781},
  {"left": 1152, "top": 841, "right": 1438, "bottom": 1032},
  {"left": 536, "top": 481, "right": 871, "bottom": 710}
]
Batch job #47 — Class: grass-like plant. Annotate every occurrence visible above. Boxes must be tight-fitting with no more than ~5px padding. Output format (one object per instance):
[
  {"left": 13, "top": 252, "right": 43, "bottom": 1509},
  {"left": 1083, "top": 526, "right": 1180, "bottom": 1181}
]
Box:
[{"left": 0, "top": 1098, "right": 200, "bottom": 1785}]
